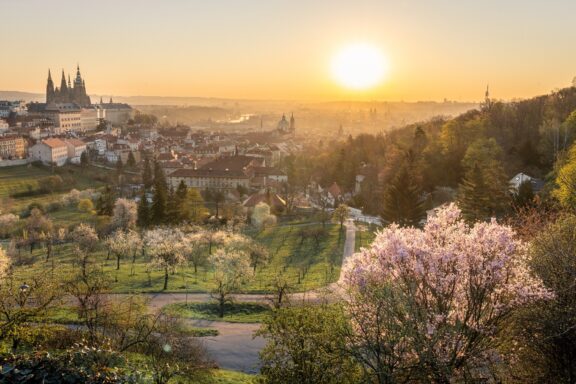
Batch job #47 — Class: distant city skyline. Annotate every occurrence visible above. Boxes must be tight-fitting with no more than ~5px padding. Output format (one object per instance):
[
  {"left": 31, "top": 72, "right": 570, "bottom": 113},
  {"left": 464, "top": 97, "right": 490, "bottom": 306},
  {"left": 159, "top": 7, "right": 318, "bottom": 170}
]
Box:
[{"left": 1, "top": 0, "right": 576, "bottom": 102}]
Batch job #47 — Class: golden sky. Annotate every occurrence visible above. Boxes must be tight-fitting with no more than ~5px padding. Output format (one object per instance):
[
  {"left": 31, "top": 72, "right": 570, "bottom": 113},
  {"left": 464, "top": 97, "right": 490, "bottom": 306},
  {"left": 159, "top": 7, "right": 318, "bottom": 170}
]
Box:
[{"left": 1, "top": 0, "right": 576, "bottom": 101}]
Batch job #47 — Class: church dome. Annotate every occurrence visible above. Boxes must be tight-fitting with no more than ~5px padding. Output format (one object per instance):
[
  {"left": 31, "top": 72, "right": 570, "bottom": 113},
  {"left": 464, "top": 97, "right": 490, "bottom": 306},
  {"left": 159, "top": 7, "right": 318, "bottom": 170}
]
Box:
[{"left": 277, "top": 114, "right": 289, "bottom": 132}]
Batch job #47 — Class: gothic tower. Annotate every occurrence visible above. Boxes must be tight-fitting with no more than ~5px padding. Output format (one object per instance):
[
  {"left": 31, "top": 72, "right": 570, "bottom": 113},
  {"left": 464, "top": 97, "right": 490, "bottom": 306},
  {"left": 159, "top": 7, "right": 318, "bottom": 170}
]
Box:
[
  {"left": 46, "top": 70, "right": 55, "bottom": 103},
  {"left": 289, "top": 113, "right": 295, "bottom": 133},
  {"left": 46, "top": 65, "right": 91, "bottom": 106},
  {"left": 58, "top": 70, "right": 69, "bottom": 102}
]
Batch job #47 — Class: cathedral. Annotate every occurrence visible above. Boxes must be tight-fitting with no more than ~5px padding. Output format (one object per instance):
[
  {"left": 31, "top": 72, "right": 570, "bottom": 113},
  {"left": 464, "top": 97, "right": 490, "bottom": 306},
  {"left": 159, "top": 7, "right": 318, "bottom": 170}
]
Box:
[
  {"left": 276, "top": 113, "right": 295, "bottom": 135},
  {"left": 46, "top": 65, "right": 91, "bottom": 107}
]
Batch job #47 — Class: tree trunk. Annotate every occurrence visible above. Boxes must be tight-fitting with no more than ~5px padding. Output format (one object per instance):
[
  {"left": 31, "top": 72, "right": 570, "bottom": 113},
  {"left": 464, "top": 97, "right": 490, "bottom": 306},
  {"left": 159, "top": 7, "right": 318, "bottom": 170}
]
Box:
[
  {"left": 163, "top": 266, "right": 169, "bottom": 290},
  {"left": 11, "top": 337, "right": 19, "bottom": 353},
  {"left": 116, "top": 255, "right": 120, "bottom": 270},
  {"left": 219, "top": 294, "right": 225, "bottom": 318},
  {"left": 46, "top": 242, "right": 52, "bottom": 261}
]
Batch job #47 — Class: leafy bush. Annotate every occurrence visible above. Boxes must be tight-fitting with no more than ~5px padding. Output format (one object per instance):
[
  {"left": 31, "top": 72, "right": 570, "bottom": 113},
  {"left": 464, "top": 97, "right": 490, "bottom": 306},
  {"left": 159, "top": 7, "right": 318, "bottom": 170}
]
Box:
[{"left": 0, "top": 344, "right": 143, "bottom": 384}]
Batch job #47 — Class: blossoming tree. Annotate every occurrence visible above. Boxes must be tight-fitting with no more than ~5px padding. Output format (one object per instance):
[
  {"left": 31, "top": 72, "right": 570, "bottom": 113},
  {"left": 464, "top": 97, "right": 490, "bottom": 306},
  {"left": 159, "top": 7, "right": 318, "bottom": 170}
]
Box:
[
  {"left": 209, "top": 249, "right": 253, "bottom": 317},
  {"left": 145, "top": 228, "right": 186, "bottom": 290},
  {"left": 341, "top": 203, "right": 551, "bottom": 383},
  {"left": 107, "top": 229, "right": 142, "bottom": 270}
]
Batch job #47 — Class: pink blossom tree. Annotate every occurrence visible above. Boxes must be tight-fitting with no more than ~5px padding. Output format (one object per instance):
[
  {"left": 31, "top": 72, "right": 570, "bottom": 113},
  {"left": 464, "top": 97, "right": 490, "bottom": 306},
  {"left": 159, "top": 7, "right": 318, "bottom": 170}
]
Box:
[{"left": 341, "top": 203, "right": 551, "bottom": 384}]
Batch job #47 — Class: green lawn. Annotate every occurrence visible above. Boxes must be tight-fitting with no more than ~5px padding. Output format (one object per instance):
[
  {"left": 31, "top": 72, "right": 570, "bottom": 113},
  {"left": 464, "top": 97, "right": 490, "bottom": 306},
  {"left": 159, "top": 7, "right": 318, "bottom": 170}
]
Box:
[
  {"left": 40, "top": 305, "right": 219, "bottom": 336},
  {"left": 163, "top": 302, "right": 271, "bottom": 323},
  {"left": 212, "top": 370, "right": 257, "bottom": 384},
  {"left": 355, "top": 223, "right": 379, "bottom": 252},
  {"left": 8, "top": 223, "right": 345, "bottom": 294}
]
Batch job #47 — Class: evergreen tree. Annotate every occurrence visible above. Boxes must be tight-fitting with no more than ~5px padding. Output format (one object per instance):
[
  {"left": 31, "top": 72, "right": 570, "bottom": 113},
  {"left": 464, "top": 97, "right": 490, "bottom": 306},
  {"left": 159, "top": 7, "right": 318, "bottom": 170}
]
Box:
[
  {"left": 116, "top": 157, "right": 124, "bottom": 192},
  {"left": 137, "top": 189, "right": 150, "bottom": 228},
  {"left": 380, "top": 165, "right": 426, "bottom": 227},
  {"left": 151, "top": 161, "right": 168, "bottom": 224},
  {"left": 142, "top": 156, "right": 153, "bottom": 189},
  {"left": 80, "top": 151, "right": 89, "bottom": 168},
  {"left": 153, "top": 159, "right": 167, "bottom": 191},
  {"left": 126, "top": 151, "right": 136, "bottom": 168},
  {"left": 457, "top": 164, "right": 492, "bottom": 221},
  {"left": 96, "top": 185, "right": 115, "bottom": 216},
  {"left": 116, "top": 157, "right": 124, "bottom": 174},
  {"left": 175, "top": 180, "right": 189, "bottom": 223},
  {"left": 186, "top": 188, "right": 208, "bottom": 223},
  {"left": 165, "top": 185, "right": 178, "bottom": 225},
  {"left": 513, "top": 180, "right": 535, "bottom": 208}
]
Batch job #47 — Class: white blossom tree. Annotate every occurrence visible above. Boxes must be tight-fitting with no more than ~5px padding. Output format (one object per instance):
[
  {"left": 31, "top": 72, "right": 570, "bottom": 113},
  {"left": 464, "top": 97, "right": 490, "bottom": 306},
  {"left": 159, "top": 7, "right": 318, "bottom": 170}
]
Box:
[
  {"left": 0, "top": 247, "right": 10, "bottom": 280},
  {"left": 341, "top": 203, "right": 552, "bottom": 383},
  {"left": 70, "top": 223, "right": 99, "bottom": 253},
  {"left": 179, "top": 232, "right": 209, "bottom": 274},
  {"left": 70, "top": 223, "right": 99, "bottom": 274},
  {"left": 209, "top": 249, "right": 254, "bottom": 317},
  {"left": 251, "top": 202, "right": 276, "bottom": 230},
  {"left": 145, "top": 228, "right": 186, "bottom": 290},
  {"left": 111, "top": 198, "right": 138, "bottom": 230},
  {"left": 107, "top": 229, "right": 142, "bottom": 270},
  {"left": 0, "top": 213, "right": 19, "bottom": 238}
]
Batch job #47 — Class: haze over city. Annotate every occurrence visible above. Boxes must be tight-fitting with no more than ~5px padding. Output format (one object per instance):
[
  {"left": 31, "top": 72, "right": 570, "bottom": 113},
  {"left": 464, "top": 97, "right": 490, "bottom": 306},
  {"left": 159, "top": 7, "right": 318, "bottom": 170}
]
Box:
[
  {"left": 2, "top": 1, "right": 576, "bottom": 383},
  {"left": 2, "top": 0, "right": 576, "bottom": 101}
]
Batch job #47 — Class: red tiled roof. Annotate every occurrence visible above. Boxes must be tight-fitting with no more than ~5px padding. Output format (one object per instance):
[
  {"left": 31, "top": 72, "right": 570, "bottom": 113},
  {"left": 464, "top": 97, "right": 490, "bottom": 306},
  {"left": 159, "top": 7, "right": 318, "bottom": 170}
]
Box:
[{"left": 42, "top": 138, "right": 67, "bottom": 148}]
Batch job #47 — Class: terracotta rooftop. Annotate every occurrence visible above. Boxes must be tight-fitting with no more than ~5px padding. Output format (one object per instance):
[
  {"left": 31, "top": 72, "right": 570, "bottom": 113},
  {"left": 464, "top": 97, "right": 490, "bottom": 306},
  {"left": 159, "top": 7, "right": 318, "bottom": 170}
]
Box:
[{"left": 41, "top": 138, "right": 67, "bottom": 148}]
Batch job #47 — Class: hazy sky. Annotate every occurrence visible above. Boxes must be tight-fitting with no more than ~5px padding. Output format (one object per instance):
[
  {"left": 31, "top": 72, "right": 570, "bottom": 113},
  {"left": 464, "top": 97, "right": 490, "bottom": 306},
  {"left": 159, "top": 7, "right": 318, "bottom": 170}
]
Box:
[{"left": 1, "top": 0, "right": 576, "bottom": 101}]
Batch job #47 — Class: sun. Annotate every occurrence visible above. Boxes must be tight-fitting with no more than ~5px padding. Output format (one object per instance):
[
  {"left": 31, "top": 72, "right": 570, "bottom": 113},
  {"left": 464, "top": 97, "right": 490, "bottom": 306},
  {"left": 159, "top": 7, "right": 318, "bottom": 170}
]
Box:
[{"left": 331, "top": 43, "right": 388, "bottom": 90}]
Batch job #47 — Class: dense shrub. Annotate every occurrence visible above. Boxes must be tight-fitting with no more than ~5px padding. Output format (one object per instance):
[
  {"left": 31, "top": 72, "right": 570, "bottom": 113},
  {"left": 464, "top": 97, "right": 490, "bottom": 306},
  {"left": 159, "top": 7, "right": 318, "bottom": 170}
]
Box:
[{"left": 0, "top": 345, "right": 143, "bottom": 383}]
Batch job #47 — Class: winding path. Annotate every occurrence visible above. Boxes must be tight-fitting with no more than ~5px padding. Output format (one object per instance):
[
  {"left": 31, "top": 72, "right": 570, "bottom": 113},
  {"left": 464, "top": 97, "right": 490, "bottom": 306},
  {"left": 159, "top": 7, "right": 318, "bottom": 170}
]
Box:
[{"left": 112, "top": 220, "right": 357, "bottom": 373}]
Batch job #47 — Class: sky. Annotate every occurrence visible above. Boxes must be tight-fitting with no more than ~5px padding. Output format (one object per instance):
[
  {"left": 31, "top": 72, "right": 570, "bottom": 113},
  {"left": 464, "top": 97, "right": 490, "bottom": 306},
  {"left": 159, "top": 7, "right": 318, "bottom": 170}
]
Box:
[{"left": 1, "top": 0, "right": 576, "bottom": 101}]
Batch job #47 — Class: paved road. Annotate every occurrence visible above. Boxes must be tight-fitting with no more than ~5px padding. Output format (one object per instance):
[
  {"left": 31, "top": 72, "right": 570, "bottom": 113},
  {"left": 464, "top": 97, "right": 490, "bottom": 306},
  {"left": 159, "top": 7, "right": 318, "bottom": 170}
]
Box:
[{"left": 109, "top": 220, "right": 357, "bottom": 373}]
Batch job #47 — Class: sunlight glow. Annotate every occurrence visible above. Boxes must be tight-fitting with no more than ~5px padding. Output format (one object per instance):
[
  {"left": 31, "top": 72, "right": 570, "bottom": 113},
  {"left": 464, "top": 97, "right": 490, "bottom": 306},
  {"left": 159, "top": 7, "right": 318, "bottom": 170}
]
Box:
[{"left": 331, "top": 43, "right": 388, "bottom": 90}]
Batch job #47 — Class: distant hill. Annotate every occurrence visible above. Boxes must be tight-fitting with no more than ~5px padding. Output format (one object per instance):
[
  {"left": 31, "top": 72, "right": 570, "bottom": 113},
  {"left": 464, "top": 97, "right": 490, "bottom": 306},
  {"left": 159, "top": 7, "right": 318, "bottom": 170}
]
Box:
[{"left": 0, "top": 91, "right": 44, "bottom": 102}]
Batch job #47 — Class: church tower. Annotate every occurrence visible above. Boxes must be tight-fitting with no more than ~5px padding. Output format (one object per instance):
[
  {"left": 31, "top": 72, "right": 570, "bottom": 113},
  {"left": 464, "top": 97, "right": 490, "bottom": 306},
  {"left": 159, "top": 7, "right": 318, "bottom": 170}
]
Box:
[
  {"left": 46, "top": 70, "right": 55, "bottom": 103},
  {"left": 59, "top": 70, "right": 69, "bottom": 102},
  {"left": 289, "top": 113, "right": 295, "bottom": 134},
  {"left": 45, "top": 65, "right": 92, "bottom": 106}
]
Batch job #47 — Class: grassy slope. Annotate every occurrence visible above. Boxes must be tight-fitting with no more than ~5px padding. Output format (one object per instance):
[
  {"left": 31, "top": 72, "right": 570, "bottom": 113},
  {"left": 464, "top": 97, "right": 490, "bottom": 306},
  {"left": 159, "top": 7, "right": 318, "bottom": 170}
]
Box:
[
  {"left": 354, "top": 222, "right": 379, "bottom": 252},
  {"left": 0, "top": 164, "right": 109, "bottom": 214},
  {"left": 9, "top": 223, "right": 345, "bottom": 294},
  {"left": 212, "top": 370, "right": 257, "bottom": 384}
]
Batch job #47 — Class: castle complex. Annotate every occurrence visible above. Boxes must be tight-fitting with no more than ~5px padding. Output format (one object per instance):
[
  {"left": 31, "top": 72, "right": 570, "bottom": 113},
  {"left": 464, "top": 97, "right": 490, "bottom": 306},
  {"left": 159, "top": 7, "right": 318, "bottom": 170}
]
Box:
[{"left": 46, "top": 65, "right": 91, "bottom": 107}]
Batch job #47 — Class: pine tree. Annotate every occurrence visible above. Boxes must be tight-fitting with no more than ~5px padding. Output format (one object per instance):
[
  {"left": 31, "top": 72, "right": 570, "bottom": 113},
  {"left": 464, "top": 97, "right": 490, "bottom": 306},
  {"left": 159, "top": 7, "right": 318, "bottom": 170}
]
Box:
[
  {"left": 153, "top": 159, "right": 167, "bottom": 191},
  {"left": 381, "top": 166, "right": 426, "bottom": 227},
  {"left": 175, "top": 180, "right": 189, "bottom": 223},
  {"left": 116, "top": 157, "right": 124, "bottom": 175},
  {"left": 126, "top": 151, "right": 136, "bottom": 168},
  {"left": 165, "top": 185, "right": 178, "bottom": 225},
  {"left": 80, "top": 151, "right": 89, "bottom": 168},
  {"left": 137, "top": 189, "right": 150, "bottom": 228},
  {"left": 142, "top": 156, "right": 153, "bottom": 189},
  {"left": 151, "top": 160, "right": 168, "bottom": 225},
  {"left": 96, "top": 185, "right": 115, "bottom": 216},
  {"left": 513, "top": 180, "right": 535, "bottom": 208},
  {"left": 186, "top": 188, "right": 207, "bottom": 223},
  {"left": 457, "top": 164, "right": 492, "bottom": 221},
  {"left": 116, "top": 157, "right": 124, "bottom": 193}
]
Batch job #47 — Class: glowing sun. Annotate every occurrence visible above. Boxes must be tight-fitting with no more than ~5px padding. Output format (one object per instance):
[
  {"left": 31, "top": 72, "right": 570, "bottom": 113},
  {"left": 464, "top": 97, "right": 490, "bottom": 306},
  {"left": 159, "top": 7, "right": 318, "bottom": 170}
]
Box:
[{"left": 331, "top": 43, "right": 388, "bottom": 90}]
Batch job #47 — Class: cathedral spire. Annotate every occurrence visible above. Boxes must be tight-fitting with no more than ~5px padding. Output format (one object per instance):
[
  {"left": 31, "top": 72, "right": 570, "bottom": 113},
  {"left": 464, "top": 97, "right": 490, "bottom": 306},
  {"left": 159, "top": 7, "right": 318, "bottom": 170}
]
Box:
[
  {"left": 46, "top": 69, "right": 55, "bottom": 103},
  {"left": 60, "top": 70, "right": 68, "bottom": 92}
]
